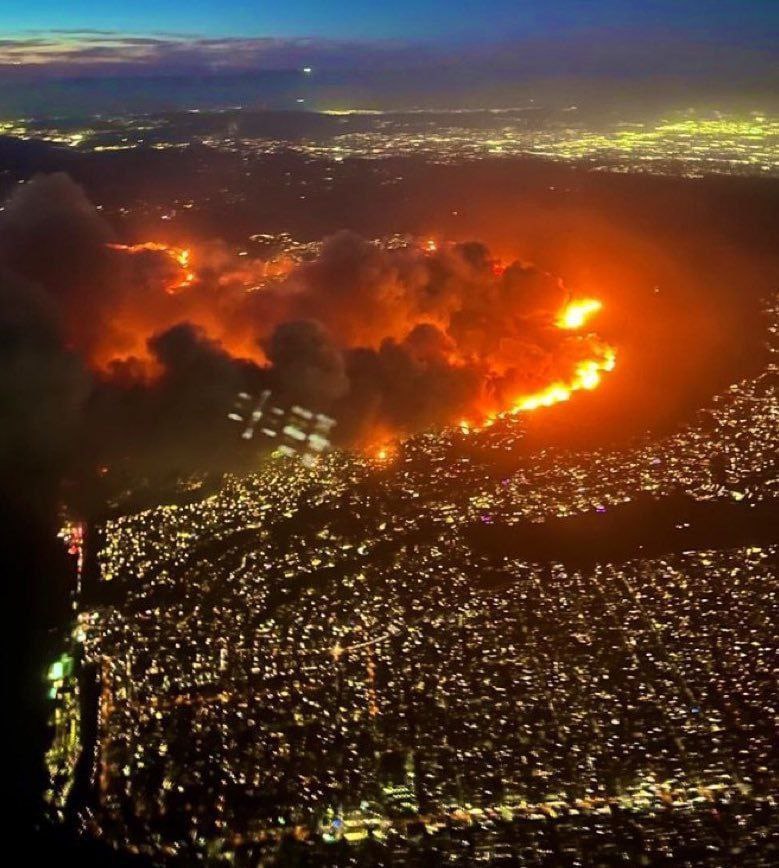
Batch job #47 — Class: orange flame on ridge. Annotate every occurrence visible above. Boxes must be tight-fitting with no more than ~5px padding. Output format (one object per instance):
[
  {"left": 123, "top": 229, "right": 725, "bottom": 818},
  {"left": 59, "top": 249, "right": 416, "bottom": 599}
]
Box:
[
  {"left": 506, "top": 297, "right": 613, "bottom": 414},
  {"left": 363, "top": 294, "right": 616, "bottom": 458},
  {"left": 462, "top": 296, "right": 615, "bottom": 431},
  {"left": 509, "top": 346, "right": 616, "bottom": 413},
  {"left": 108, "top": 242, "right": 196, "bottom": 294}
]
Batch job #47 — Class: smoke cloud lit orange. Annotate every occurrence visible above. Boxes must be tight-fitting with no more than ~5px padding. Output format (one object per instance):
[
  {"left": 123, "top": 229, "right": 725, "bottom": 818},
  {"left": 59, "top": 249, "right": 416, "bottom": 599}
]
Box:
[
  {"left": 0, "top": 169, "right": 616, "bottom": 451},
  {"left": 103, "top": 234, "right": 617, "bottom": 448}
]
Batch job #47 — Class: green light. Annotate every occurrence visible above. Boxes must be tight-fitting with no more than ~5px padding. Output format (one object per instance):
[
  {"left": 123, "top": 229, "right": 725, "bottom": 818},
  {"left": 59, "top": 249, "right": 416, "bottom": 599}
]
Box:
[{"left": 47, "top": 653, "right": 74, "bottom": 682}]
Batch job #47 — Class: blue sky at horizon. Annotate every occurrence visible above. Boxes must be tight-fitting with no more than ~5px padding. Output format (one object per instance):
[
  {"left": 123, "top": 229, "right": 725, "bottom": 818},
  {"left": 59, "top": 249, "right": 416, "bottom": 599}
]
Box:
[{"left": 2, "top": 0, "right": 778, "bottom": 42}]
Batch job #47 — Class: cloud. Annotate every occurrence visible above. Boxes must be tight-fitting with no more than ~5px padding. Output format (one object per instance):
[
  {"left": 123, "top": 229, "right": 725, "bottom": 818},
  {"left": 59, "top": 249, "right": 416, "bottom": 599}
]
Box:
[
  {"left": 0, "top": 29, "right": 775, "bottom": 92},
  {"left": 0, "top": 32, "right": 425, "bottom": 76}
]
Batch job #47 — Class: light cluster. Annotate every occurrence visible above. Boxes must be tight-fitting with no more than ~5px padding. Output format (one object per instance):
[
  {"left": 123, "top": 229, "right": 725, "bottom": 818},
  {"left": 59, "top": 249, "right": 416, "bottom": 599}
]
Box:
[{"left": 4, "top": 110, "right": 777, "bottom": 179}]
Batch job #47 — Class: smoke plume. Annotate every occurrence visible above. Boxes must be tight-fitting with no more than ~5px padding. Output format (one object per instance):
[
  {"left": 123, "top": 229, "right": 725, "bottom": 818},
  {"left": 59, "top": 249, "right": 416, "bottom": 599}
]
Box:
[{"left": 0, "top": 173, "right": 614, "bottom": 492}]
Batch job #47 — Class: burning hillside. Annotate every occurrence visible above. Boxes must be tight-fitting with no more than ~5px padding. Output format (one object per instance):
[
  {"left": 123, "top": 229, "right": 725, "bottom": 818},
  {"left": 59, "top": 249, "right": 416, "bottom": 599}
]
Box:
[
  {"left": 101, "top": 227, "right": 617, "bottom": 443},
  {"left": 0, "top": 173, "right": 617, "bottom": 485}
]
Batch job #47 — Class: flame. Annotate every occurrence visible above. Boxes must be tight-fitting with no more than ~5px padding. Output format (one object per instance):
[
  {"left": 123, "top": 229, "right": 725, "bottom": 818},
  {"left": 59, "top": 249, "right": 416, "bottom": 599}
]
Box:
[
  {"left": 557, "top": 298, "right": 602, "bottom": 330},
  {"left": 108, "top": 242, "right": 196, "bottom": 294},
  {"left": 371, "top": 439, "right": 401, "bottom": 463},
  {"left": 458, "top": 298, "right": 616, "bottom": 428},
  {"left": 509, "top": 346, "right": 616, "bottom": 414}
]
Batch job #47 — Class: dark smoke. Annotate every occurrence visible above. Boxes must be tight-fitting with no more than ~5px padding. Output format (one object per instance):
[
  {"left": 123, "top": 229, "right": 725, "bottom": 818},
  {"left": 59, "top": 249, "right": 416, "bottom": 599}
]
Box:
[
  {"left": 0, "top": 173, "right": 120, "bottom": 355},
  {"left": 0, "top": 173, "right": 607, "bottom": 504},
  {"left": 0, "top": 266, "right": 88, "bottom": 508},
  {"left": 335, "top": 331, "right": 484, "bottom": 442},
  {"left": 265, "top": 320, "right": 349, "bottom": 408},
  {"left": 86, "top": 324, "right": 263, "bottom": 483}
]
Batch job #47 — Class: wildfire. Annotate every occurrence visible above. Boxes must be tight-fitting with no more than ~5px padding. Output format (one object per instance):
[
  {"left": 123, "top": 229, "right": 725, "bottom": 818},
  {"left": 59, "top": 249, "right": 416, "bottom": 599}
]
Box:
[
  {"left": 457, "top": 296, "right": 615, "bottom": 430},
  {"left": 361, "top": 292, "right": 616, "bottom": 458},
  {"left": 101, "top": 236, "right": 616, "bottom": 455},
  {"left": 108, "top": 242, "right": 196, "bottom": 293}
]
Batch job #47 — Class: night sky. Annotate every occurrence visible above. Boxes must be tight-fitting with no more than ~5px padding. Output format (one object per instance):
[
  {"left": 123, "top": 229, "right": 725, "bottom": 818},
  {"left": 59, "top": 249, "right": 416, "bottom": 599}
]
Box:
[{"left": 1, "top": 2, "right": 777, "bottom": 110}]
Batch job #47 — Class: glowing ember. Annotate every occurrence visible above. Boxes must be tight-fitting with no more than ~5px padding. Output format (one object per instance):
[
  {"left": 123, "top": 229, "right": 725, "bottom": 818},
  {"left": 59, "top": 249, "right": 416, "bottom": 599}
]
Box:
[
  {"left": 558, "top": 298, "right": 603, "bottom": 330},
  {"left": 373, "top": 443, "right": 400, "bottom": 462}
]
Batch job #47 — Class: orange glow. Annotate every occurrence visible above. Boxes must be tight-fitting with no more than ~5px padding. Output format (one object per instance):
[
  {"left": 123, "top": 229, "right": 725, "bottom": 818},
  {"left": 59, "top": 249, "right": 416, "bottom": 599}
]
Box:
[
  {"left": 108, "top": 242, "right": 196, "bottom": 294},
  {"left": 368, "top": 331, "right": 616, "bottom": 453},
  {"left": 97, "top": 237, "right": 616, "bottom": 447},
  {"left": 88, "top": 239, "right": 273, "bottom": 372},
  {"left": 371, "top": 441, "right": 401, "bottom": 463},
  {"left": 557, "top": 298, "right": 603, "bottom": 330}
]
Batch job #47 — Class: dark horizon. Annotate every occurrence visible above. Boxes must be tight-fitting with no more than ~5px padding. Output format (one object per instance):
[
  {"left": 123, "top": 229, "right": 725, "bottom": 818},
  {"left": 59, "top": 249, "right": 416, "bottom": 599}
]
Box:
[{"left": 2, "top": 69, "right": 777, "bottom": 121}]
